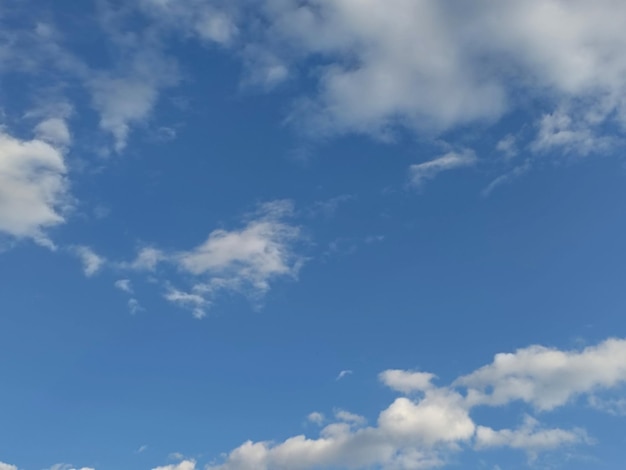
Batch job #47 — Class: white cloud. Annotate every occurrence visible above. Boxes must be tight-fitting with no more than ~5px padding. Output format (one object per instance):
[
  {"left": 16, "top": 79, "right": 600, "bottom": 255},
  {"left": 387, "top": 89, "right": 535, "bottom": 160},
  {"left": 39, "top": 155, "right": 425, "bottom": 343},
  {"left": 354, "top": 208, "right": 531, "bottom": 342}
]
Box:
[
  {"left": 176, "top": 201, "right": 299, "bottom": 284},
  {"left": 409, "top": 150, "right": 477, "bottom": 188},
  {"left": 379, "top": 370, "right": 436, "bottom": 394},
  {"left": 495, "top": 134, "right": 518, "bottom": 159},
  {"left": 89, "top": 50, "right": 178, "bottom": 152},
  {"left": 128, "top": 247, "right": 165, "bottom": 271},
  {"left": 240, "top": 45, "right": 289, "bottom": 90},
  {"left": 164, "top": 287, "right": 208, "bottom": 319},
  {"left": 114, "top": 279, "right": 133, "bottom": 293},
  {"left": 250, "top": 0, "right": 626, "bottom": 143},
  {"left": 335, "top": 410, "right": 366, "bottom": 426},
  {"left": 138, "top": 0, "right": 238, "bottom": 46},
  {"left": 0, "top": 129, "right": 69, "bottom": 246},
  {"left": 152, "top": 461, "right": 196, "bottom": 470},
  {"left": 475, "top": 415, "right": 588, "bottom": 457},
  {"left": 307, "top": 412, "right": 325, "bottom": 426},
  {"left": 481, "top": 160, "right": 531, "bottom": 197},
  {"left": 34, "top": 118, "right": 71, "bottom": 147},
  {"left": 72, "top": 246, "right": 105, "bottom": 277},
  {"left": 209, "top": 388, "right": 473, "bottom": 470},
  {"left": 259, "top": 0, "right": 506, "bottom": 137},
  {"left": 530, "top": 108, "right": 615, "bottom": 156},
  {"left": 114, "top": 201, "right": 303, "bottom": 318},
  {"left": 209, "top": 337, "right": 626, "bottom": 470},
  {"left": 457, "top": 338, "right": 626, "bottom": 411},
  {"left": 161, "top": 201, "right": 302, "bottom": 316},
  {"left": 588, "top": 395, "right": 626, "bottom": 416},
  {"left": 47, "top": 465, "right": 95, "bottom": 470},
  {"left": 336, "top": 369, "right": 353, "bottom": 381},
  {"left": 0, "top": 462, "right": 17, "bottom": 470}
]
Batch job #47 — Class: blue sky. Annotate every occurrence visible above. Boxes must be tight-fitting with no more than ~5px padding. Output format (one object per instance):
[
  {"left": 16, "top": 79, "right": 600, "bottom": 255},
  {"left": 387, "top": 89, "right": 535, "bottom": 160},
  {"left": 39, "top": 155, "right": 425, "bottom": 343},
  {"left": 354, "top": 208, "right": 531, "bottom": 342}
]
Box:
[{"left": 2, "top": 1, "right": 626, "bottom": 469}]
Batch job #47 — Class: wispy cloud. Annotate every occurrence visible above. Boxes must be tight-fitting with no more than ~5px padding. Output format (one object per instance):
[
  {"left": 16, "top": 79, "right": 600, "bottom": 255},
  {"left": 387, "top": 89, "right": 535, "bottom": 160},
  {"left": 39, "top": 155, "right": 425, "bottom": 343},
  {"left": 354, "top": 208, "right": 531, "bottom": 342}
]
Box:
[
  {"left": 72, "top": 246, "right": 105, "bottom": 277},
  {"left": 336, "top": 369, "right": 353, "bottom": 381},
  {"left": 114, "top": 279, "right": 133, "bottom": 294},
  {"left": 481, "top": 160, "right": 532, "bottom": 197},
  {"left": 409, "top": 150, "right": 477, "bottom": 188}
]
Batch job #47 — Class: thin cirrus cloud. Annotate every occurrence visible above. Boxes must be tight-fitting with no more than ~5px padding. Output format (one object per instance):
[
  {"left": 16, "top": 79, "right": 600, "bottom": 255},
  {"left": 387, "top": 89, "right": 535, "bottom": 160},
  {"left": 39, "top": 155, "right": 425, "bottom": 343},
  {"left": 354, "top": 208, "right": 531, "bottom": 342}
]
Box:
[
  {"left": 409, "top": 150, "right": 477, "bottom": 188},
  {"left": 206, "top": 337, "right": 626, "bottom": 470}
]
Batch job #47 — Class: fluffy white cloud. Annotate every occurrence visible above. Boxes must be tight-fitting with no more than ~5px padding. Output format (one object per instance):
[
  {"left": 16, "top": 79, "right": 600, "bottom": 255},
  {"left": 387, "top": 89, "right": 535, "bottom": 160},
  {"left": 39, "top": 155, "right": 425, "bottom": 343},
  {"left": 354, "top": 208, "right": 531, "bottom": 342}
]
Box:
[
  {"left": 252, "top": 0, "right": 626, "bottom": 142},
  {"left": 0, "top": 462, "right": 17, "bottom": 470},
  {"left": 176, "top": 201, "right": 300, "bottom": 285},
  {"left": 379, "top": 370, "right": 436, "bottom": 394},
  {"left": 457, "top": 338, "right": 626, "bottom": 410},
  {"left": 210, "top": 337, "right": 626, "bottom": 469},
  {"left": 475, "top": 415, "right": 588, "bottom": 456},
  {"left": 34, "top": 118, "right": 71, "bottom": 147},
  {"left": 152, "top": 461, "right": 196, "bottom": 470},
  {"left": 138, "top": 200, "right": 303, "bottom": 317},
  {"left": 0, "top": 129, "right": 69, "bottom": 246},
  {"left": 209, "top": 389, "right": 472, "bottom": 470},
  {"left": 409, "top": 151, "right": 477, "bottom": 188}
]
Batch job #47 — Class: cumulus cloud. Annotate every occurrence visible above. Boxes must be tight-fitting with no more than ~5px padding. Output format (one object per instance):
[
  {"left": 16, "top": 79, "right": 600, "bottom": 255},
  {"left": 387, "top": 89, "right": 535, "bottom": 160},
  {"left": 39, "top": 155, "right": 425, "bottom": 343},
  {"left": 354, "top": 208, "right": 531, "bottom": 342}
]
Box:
[
  {"left": 457, "top": 338, "right": 626, "bottom": 410},
  {"left": 379, "top": 370, "right": 436, "bottom": 394},
  {"left": 152, "top": 461, "right": 196, "bottom": 470},
  {"left": 156, "top": 200, "right": 303, "bottom": 317},
  {"left": 47, "top": 465, "right": 95, "bottom": 470},
  {"left": 409, "top": 150, "right": 477, "bottom": 188},
  {"left": 0, "top": 129, "right": 69, "bottom": 247},
  {"left": 247, "top": 0, "right": 626, "bottom": 143},
  {"left": 475, "top": 415, "right": 589, "bottom": 457},
  {"left": 95, "top": 201, "right": 303, "bottom": 318},
  {"left": 34, "top": 118, "right": 71, "bottom": 147},
  {"left": 209, "top": 337, "right": 626, "bottom": 469},
  {"left": 0, "top": 462, "right": 17, "bottom": 470}
]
